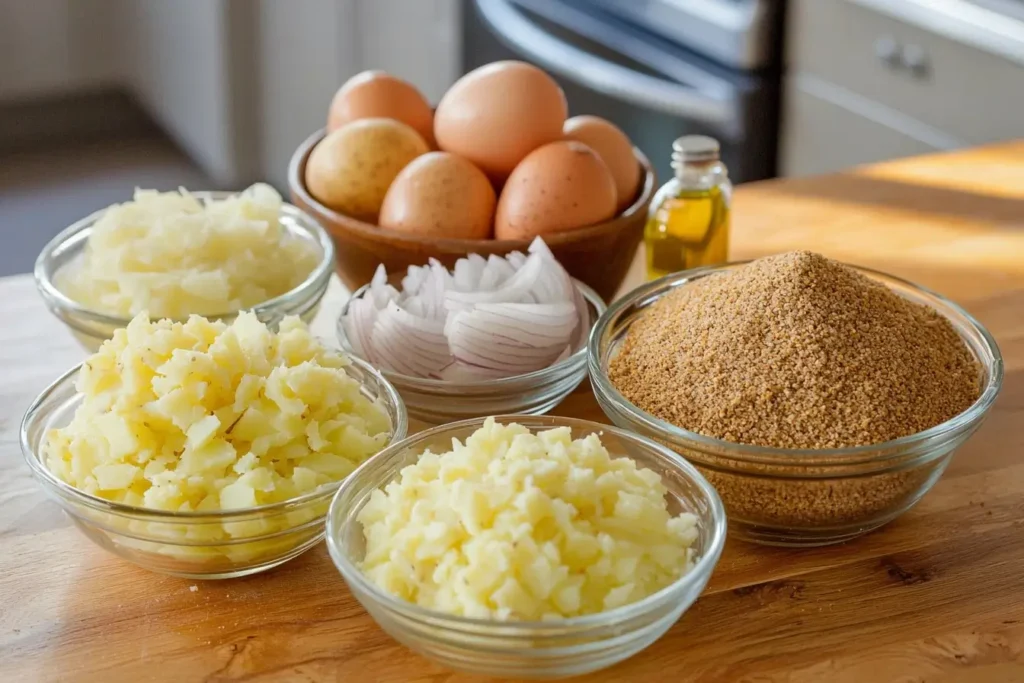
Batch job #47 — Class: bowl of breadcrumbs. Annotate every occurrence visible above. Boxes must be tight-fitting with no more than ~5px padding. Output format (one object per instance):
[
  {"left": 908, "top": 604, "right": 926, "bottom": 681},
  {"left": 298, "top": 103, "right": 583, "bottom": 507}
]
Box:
[{"left": 589, "top": 251, "right": 1003, "bottom": 546}]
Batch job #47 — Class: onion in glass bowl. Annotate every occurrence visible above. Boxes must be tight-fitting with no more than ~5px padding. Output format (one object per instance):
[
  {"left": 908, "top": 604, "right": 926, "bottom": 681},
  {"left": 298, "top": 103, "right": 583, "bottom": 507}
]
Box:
[{"left": 337, "top": 239, "right": 605, "bottom": 424}]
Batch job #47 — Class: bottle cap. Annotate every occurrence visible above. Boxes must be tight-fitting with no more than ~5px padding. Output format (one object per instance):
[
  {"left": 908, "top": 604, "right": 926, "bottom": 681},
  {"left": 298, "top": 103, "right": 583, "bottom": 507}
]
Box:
[{"left": 671, "top": 135, "right": 720, "bottom": 167}]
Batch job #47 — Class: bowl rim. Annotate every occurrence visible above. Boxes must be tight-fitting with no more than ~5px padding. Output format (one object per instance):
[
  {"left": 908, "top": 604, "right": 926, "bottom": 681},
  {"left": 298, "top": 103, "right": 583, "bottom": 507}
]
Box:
[
  {"left": 287, "top": 127, "right": 657, "bottom": 249},
  {"left": 20, "top": 354, "right": 408, "bottom": 521},
  {"left": 325, "top": 413, "right": 727, "bottom": 631},
  {"left": 33, "top": 190, "right": 337, "bottom": 329},
  {"left": 336, "top": 278, "right": 606, "bottom": 389},
  {"left": 588, "top": 261, "right": 1005, "bottom": 465}
]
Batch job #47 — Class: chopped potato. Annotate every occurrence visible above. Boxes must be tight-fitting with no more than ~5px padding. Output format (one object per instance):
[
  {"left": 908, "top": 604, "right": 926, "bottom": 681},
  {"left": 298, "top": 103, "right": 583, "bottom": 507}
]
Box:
[
  {"left": 357, "top": 418, "right": 699, "bottom": 620},
  {"left": 57, "top": 184, "right": 320, "bottom": 319},
  {"left": 44, "top": 312, "right": 391, "bottom": 522}
]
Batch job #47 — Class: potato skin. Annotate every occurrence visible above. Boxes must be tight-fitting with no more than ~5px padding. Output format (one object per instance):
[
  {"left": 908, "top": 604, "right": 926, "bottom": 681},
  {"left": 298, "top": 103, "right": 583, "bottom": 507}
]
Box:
[{"left": 306, "top": 118, "right": 428, "bottom": 221}]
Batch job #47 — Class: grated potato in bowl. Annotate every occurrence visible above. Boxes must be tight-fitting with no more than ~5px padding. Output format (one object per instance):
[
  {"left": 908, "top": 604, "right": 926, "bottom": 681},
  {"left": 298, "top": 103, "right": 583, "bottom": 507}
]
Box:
[{"left": 56, "top": 184, "right": 320, "bottom": 319}]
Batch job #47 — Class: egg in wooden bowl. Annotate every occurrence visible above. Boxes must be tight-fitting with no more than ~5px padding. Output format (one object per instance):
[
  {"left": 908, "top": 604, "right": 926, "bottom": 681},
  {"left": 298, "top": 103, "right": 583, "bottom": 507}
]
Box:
[{"left": 289, "top": 63, "right": 656, "bottom": 302}]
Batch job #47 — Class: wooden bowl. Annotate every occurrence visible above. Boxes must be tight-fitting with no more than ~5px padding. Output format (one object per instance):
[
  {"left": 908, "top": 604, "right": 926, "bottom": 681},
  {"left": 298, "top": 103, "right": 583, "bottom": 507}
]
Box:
[{"left": 287, "top": 129, "right": 656, "bottom": 302}]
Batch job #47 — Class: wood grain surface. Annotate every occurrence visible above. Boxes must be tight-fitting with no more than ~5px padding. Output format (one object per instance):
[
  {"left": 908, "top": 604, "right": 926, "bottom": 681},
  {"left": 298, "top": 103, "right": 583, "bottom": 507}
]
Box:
[{"left": 2, "top": 142, "right": 1023, "bottom": 682}]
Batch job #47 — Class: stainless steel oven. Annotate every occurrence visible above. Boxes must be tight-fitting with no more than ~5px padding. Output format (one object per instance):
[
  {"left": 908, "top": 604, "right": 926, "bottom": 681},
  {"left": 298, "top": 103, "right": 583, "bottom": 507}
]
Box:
[{"left": 463, "top": 0, "right": 783, "bottom": 184}]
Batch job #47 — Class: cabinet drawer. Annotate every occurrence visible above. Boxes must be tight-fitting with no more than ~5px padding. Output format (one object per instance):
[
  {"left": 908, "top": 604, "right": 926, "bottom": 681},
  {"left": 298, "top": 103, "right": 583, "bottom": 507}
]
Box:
[
  {"left": 780, "top": 75, "right": 941, "bottom": 177},
  {"left": 787, "top": 0, "right": 1024, "bottom": 145}
]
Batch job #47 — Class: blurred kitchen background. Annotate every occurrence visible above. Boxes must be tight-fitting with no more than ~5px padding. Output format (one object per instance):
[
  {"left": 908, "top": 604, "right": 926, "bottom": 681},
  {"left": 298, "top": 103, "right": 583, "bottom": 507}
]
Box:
[{"left": 2, "top": 0, "right": 1022, "bottom": 276}]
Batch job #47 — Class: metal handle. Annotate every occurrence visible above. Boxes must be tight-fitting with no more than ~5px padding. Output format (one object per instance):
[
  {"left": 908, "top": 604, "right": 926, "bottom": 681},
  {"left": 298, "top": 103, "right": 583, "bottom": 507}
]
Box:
[
  {"left": 875, "top": 35, "right": 901, "bottom": 66},
  {"left": 473, "top": 0, "right": 736, "bottom": 130},
  {"left": 901, "top": 44, "right": 931, "bottom": 77}
]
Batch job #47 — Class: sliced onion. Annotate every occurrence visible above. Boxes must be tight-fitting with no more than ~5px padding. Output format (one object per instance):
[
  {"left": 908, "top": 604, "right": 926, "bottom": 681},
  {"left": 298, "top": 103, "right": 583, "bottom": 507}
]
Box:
[
  {"left": 420, "top": 260, "right": 449, "bottom": 321},
  {"left": 401, "top": 264, "right": 429, "bottom": 296},
  {"left": 435, "top": 360, "right": 510, "bottom": 381},
  {"left": 341, "top": 296, "right": 377, "bottom": 358},
  {"left": 374, "top": 301, "right": 452, "bottom": 377},
  {"left": 452, "top": 253, "right": 487, "bottom": 292},
  {"left": 447, "top": 309, "right": 570, "bottom": 370},
  {"left": 443, "top": 250, "right": 544, "bottom": 312},
  {"left": 506, "top": 251, "right": 527, "bottom": 269},
  {"left": 568, "top": 283, "right": 590, "bottom": 349},
  {"left": 368, "top": 264, "right": 398, "bottom": 309},
  {"left": 339, "top": 238, "right": 586, "bottom": 380}
]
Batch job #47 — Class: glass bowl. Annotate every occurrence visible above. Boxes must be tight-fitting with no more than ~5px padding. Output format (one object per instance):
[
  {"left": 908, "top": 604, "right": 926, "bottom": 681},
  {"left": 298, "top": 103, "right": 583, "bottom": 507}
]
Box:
[
  {"left": 21, "top": 356, "right": 407, "bottom": 579},
  {"left": 34, "top": 191, "right": 336, "bottom": 352},
  {"left": 589, "top": 263, "right": 1004, "bottom": 547},
  {"left": 336, "top": 281, "right": 606, "bottom": 424},
  {"left": 326, "top": 415, "right": 726, "bottom": 679}
]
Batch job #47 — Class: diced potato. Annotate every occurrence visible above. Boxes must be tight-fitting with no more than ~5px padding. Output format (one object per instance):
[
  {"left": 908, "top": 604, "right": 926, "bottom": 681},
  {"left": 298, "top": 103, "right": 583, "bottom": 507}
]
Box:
[
  {"left": 357, "top": 418, "right": 698, "bottom": 621},
  {"left": 41, "top": 312, "right": 393, "bottom": 564}
]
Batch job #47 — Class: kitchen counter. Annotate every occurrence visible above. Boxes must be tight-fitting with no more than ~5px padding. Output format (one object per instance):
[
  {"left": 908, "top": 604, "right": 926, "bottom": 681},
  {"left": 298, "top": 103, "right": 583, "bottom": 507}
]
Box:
[{"left": 2, "top": 142, "right": 1023, "bottom": 682}]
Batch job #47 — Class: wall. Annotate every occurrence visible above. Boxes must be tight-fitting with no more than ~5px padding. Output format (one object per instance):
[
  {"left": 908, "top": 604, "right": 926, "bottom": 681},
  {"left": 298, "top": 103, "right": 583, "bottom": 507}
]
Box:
[
  {"left": 356, "top": 0, "right": 462, "bottom": 103},
  {"left": 0, "top": 0, "right": 122, "bottom": 100},
  {"left": 0, "top": 0, "right": 462, "bottom": 188},
  {"left": 255, "top": 0, "right": 461, "bottom": 188},
  {"left": 116, "top": 0, "right": 246, "bottom": 186},
  {"left": 255, "top": 0, "right": 358, "bottom": 190}
]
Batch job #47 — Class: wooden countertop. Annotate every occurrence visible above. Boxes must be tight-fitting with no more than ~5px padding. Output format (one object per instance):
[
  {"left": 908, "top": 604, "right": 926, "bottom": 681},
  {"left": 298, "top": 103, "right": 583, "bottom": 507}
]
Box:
[{"left": 2, "top": 142, "right": 1023, "bottom": 682}]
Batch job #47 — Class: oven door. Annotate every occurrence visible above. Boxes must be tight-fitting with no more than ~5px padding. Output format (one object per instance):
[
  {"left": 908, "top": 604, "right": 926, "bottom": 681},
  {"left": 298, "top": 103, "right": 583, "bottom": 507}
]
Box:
[{"left": 464, "top": 0, "right": 778, "bottom": 184}]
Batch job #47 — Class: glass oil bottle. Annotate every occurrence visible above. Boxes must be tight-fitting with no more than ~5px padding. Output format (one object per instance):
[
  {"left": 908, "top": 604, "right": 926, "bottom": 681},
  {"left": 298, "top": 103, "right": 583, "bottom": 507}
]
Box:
[{"left": 644, "top": 135, "right": 732, "bottom": 280}]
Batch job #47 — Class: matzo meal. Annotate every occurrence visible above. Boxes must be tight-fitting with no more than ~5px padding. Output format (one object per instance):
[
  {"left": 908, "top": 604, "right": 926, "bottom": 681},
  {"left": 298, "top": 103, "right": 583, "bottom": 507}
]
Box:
[
  {"left": 57, "top": 184, "right": 320, "bottom": 319},
  {"left": 357, "top": 418, "right": 698, "bottom": 620}
]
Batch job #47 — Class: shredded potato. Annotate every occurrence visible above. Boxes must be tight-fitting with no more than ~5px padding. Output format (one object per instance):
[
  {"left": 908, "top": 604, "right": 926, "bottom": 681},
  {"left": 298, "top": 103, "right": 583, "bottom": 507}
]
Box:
[
  {"left": 58, "top": 184, "right": 319, "bottom": 319},
  {"left": 358, "top": 418, "right": 698, "bottom": 620}
]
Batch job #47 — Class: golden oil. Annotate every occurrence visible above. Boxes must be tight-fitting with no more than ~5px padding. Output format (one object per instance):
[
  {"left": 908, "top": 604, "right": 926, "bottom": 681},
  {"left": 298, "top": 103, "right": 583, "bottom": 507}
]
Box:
[{"left": 645, "top": 136, "right": 732, "bottom": 280}]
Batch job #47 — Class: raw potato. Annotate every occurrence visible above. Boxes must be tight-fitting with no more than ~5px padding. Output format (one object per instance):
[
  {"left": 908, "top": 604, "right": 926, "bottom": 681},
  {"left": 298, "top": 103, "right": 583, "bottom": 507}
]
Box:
[
  {"left": 358, "top": 418, "right": 699, "bottom": 620},
  {"left": 563, "top": 115, "right": 641, "bottom": 212},
  {"left": 57, "top": 184, "right": 320, "bottom": 319},
  {"left": 379, "top": 152, "right": 496, "bottom": 239},
  {"left": 495, "top": 141, "right": 617, "bottom": 240},
  {"left": 42, "top": 312, "right": 392, "bottom": 555},
  {"left": 434, "top": 61, "right": 567, "bottom": 181},
  {"left": 306, "top": 118, "right": 429, "bottom": 221},
  {"left": 328, "top": 70, "right": 436, "bottom": 147}
]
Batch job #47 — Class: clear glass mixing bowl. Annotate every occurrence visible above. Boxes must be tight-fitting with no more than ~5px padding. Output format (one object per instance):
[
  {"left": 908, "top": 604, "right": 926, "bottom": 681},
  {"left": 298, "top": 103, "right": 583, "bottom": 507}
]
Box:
[
  {"left": 336, "top": 281, "right": 605, "bottom": 424},
  {"left": 589, "top": 263, "right": 1003, "bottom": 547},
  {"left": 22, "top": 356, "right": 406, "bottom": 579},
  {"left": 34, "top": 191, "right": 335, "bottom": 351},
  {"left": 326, "top": 415, "right": 726, "bottom": 678}
]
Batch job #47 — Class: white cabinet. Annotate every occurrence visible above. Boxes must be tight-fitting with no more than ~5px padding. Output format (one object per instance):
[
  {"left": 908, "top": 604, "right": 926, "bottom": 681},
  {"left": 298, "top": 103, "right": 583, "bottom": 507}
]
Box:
[
  {"left": 780, "top": 75, "right": 942, "bottom": 177},
  {"left": 781, "top": 0, "right": 1024, "bottom": 176}
]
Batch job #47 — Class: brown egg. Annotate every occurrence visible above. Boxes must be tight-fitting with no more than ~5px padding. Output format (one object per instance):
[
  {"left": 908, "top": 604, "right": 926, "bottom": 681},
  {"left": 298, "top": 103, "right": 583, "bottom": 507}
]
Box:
[
  {"left": 328, "top": 70, "right": 435, "bottom": 146},
  {"left": 434, "top": 61, "right": 567, "bottom": 182},
  {"left": 563, "top": 115, "right": 640, "bottom": 212},
  {"left": 379, "top": 152, "right": 496, "bottom": 239},
  {"left": 305, "top": 118, "right": 429, "bottom": 221},
  {"left": 495, "top": 141, "right": 617, "bottom": 240}
]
